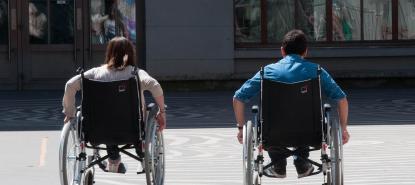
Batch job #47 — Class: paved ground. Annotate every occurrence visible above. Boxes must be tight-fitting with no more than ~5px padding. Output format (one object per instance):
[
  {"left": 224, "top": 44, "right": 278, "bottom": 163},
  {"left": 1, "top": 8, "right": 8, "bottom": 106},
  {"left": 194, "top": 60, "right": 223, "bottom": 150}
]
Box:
[
  {"left": 1, "top": 126, "right": 415, "bottom": 185},
  {"left": 0, "top": 88, "right": 414, "bottom": 185}
]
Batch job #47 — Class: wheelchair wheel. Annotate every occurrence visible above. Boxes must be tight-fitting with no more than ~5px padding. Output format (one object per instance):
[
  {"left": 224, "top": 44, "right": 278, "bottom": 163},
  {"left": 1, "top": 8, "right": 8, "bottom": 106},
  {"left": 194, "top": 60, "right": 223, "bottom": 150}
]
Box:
[
  {"left": 326, "top": 171, "right": 331, "bottom": 185},
  {"left": 253, "top": 171, "right": 261, "bottom": 185},
  {"left": 59, "top": 121, "right": 81, "bottom": 185},
  {"left": 144, "top": 118, "right": 165, "bottom": 185},
  {"left": 81, "top": 169, "right": 94, "bottom": 185},
  {"left": 243, "top": 120, "right": 254, "bottom": 185},
  {"left": 329, "top": 119, "right": 344, "bottom": 185}
]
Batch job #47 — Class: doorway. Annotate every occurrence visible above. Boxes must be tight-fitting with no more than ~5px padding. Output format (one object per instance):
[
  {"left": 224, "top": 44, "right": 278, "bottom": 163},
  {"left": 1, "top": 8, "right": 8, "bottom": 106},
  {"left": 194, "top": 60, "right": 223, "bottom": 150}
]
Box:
[{"left": 0, "top": 0, "right": 144, "bottom": 90}]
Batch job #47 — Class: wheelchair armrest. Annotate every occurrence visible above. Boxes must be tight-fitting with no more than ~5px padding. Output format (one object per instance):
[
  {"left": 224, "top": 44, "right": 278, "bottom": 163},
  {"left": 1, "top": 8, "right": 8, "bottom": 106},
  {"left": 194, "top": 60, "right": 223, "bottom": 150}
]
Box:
[
  {"left": 252, "top": 105, "right": 259, "bottom": 113},
  {"left": 324, "top": 103, "right": 331, "bottom": 112}
]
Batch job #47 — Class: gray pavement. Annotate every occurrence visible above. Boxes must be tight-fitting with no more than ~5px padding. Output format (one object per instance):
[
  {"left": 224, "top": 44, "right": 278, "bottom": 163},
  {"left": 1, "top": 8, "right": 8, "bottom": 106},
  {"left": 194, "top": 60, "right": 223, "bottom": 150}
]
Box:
[
  {"left": 0, "top": 88, "right": 415, "bottom": 185},
  {"left": 1, "top": 126, "right": 415, "bottom": 185}
]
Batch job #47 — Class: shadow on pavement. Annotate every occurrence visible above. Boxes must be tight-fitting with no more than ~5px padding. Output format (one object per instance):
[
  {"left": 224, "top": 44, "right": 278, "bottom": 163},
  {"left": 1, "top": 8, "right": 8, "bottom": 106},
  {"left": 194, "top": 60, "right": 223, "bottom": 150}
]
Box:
[{"left": 1, "top": 88, "right": 415, "bottom": 131}]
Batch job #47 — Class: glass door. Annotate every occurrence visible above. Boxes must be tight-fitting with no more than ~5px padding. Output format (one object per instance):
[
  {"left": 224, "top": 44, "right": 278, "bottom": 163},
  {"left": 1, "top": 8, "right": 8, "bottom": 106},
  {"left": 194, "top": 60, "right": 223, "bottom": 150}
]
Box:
[
  {"left": 0, "top": 0, "right": 17, "bottom": 89},
  {"left": 20, "top": 0, "right": 77, "bottom": 89},
  {"left": 0, "top": 0, "right": 144, "bottom": 90}
]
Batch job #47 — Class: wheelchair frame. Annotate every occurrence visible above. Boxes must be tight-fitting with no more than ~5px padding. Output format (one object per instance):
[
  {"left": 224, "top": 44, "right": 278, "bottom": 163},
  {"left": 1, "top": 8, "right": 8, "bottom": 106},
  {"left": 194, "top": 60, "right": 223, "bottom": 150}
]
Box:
[
  {"left": 243, "top": 67, "right": 344, "bottom": 185},
  {"left": 59, "top": 68, "right": 165, "bottom": 185}
]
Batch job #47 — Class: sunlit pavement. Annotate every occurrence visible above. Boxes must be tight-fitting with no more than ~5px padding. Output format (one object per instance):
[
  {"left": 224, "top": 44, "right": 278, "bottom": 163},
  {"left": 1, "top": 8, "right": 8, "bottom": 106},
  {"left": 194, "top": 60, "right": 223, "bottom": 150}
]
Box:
[
  {"left": 1, "top": 125, "right": 415, "bottom": 185},
  {"left": 0, "top": 88, "right": 414, "bottom": 184}
]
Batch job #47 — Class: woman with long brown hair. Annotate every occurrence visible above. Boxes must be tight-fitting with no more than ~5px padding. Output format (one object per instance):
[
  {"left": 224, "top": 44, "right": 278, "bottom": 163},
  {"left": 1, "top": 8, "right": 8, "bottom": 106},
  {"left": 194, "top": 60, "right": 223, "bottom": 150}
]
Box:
[{"left": 62, "top": 36, "right": 166, "bottom": 173}]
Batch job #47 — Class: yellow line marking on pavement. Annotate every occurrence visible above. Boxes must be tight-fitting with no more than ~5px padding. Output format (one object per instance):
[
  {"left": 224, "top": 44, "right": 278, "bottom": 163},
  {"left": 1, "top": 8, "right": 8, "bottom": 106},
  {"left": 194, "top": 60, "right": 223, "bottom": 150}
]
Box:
[{"left": 39, "top": 137, "right": 48, "bottom": 167}]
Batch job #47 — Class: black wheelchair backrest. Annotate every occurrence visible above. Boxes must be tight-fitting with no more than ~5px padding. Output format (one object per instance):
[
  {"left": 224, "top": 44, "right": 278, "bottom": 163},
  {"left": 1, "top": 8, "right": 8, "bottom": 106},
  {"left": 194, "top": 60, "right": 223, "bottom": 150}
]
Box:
[
  {"left": 81, "top": 77, "right": 142, "bottom": 145},
  {"left": 261, "top": 77, "right": 323, "bottom": 148}
]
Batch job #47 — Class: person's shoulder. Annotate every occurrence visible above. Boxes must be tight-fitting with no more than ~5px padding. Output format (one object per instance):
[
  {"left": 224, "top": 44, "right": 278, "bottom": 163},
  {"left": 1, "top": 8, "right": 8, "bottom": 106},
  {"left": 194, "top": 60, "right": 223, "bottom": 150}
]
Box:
[
  {"left": 264, "top": 60, "right": 281, "bottom": 69},
  {"left": 137, "top": 68, "right": 148, "bottom": 74},
  {"left": 83, "top": 65, "right": 103, "bottom": 74},
  {"left": 302, "top": 58, "right": 318, "bottom": 66}
]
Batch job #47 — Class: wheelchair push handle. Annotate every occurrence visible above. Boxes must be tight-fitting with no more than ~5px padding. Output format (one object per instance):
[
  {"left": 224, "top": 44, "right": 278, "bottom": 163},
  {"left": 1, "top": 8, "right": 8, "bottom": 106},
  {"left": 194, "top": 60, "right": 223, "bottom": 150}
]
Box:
[
  {"left": 324, "top": 103, "right": 331, "bottom": 112},
  {"left": 251, "top": 105, "right": 259, "bottom": 113},
  {"left": 146, "top": 103, "right": 167, "bottom": 112}
]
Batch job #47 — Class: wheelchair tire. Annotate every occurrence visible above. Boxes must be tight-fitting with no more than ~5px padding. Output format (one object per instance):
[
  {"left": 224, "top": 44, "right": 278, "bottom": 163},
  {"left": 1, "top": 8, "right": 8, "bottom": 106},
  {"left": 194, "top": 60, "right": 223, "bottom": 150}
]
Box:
[
  {"left": 144, "top": 117, "right": 165, "bottom": 185},
  {"left": 243, "top": 121, "right": 254, "bottom": 185},
  {"left": 330, "top": 118, "right": 344, "bottom": 185},
  {"left": 82, "top": 169, "right": 94, "bottom": 185},
  {"left": 253, "top": 171, "right": 261, "bottom": 185},
  {"left": 326, "top": 171, "right": 332, "bottom": 185},
  {"left": 59, "top": 122, "right": 80, "bottom": 185}
]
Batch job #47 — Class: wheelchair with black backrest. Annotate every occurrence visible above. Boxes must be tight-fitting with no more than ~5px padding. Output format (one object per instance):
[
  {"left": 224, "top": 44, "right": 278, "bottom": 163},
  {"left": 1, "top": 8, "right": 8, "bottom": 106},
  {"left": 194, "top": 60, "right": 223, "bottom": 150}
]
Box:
[
  {"left": 243, "top": 67, "right": 344, "bottom": 185},
  {"left": 59, "top": 68, "right": 165, "bottom": 185}
]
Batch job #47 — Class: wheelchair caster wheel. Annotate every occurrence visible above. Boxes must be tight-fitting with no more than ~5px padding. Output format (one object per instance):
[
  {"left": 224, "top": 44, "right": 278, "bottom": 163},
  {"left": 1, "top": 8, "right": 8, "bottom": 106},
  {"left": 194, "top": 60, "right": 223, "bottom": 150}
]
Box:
[{"left": 82, "top": 169, "right": 94, "bottom": 185}]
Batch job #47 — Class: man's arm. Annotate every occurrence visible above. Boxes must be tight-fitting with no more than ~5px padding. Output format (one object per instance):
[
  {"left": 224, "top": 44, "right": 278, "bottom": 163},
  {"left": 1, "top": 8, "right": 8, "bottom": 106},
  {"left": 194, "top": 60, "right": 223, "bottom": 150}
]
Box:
[
  {"left": 233, "top": 98, "right": 246, "bottom": 128},
  {"left": 233, "top": 98, "right": 246, "bottom": 144},
  {"left": 233, "top": 70, "right": 261, "bottom": 144},
  {"left": 337, "top": 97, "right": 350, "bottom": 144}
]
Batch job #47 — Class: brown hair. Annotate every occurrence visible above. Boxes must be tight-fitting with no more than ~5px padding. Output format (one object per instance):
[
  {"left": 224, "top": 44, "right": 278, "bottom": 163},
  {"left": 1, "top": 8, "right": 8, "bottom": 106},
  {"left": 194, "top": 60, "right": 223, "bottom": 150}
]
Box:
[
  {"left": 105, "top": 37, "right": 135, "bottom": 70},
  {"left": 281, "top": 29, "right": 307, "bottom": 55}
]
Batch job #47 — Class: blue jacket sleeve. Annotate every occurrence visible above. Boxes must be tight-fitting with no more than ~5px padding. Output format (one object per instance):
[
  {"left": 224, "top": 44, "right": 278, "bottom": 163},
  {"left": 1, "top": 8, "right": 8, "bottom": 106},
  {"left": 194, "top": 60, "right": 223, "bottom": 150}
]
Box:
[{"left": 234, "top": 71, "right": 261, "bottom": 103}]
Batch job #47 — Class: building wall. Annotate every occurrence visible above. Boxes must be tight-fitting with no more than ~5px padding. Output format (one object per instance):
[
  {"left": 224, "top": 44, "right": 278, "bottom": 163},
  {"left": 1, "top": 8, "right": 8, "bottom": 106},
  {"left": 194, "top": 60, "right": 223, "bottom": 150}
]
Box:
[
  {"left": 146, "top": 0, "right": 235, "bottom": 80},
  {"left": 235, "top": 47, "right": 415, "bottom": 79},
  {"left": 145, "top": 1, "right": 415, "bottom": 81}
]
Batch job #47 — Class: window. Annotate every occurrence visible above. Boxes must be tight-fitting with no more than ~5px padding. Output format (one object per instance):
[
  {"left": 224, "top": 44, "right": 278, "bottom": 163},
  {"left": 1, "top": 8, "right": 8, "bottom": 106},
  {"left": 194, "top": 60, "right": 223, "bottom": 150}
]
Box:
[
  {"left": 29, "top": 0, "right": 74, "bottom": 44},
  {"left": 398, "top": 0, "right": 415, "bottom": 39},
  {"left": 0, "top": 0, "right": 7, "bottom": 45},
  {"left": 267, "top": 0, "right": 326, "bottom": 43},
  {"left": 235, "top": 0, "right": 261, "bottom": 43},
  {"left": 363, "top": 0, "right": 392, "bottom": 40},
  {"left": 235, "top": 0, "right": 414, "bottom": 46},
  {"left": 90, "top": 0, "right": 136, "bottom": 45},
  {"left": 50, "top": 0, "right": 74, "bottom": 44},
  {"left": 332, "top": 0, "right": 361, "bottom": 41}
]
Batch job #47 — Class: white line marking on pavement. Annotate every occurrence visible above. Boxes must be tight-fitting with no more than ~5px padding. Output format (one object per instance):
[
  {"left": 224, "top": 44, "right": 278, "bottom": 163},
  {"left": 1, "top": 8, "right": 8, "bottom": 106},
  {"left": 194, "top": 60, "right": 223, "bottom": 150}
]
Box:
[{"left": 38, "top": 137, "right": 48, "bottom": 167}]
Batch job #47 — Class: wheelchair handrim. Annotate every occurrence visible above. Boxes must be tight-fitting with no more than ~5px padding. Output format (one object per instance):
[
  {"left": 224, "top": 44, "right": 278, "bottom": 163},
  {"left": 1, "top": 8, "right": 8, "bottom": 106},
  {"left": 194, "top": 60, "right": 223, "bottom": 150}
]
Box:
[
  {"left": 243, "top": 121, "right": 254, "bottom": 185},
  {"left": 145, "top": 119, "right": 165, "bottom": 185},
  {"left": 59, "top": 123, "right": 80, "bottom": 185},
  {"left": 330, "top": 120, "right": 344, "bottom": 185}
]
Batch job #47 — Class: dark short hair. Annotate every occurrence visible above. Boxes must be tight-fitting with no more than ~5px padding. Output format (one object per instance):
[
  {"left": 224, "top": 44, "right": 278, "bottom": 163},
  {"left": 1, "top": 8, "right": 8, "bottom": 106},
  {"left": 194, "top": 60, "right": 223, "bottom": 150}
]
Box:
[
  {"left": 281, "top": 30, "right": 307, "bottom": 55},
  {"left": 105, "top": 37, "right": 135, "bottom": 70}
]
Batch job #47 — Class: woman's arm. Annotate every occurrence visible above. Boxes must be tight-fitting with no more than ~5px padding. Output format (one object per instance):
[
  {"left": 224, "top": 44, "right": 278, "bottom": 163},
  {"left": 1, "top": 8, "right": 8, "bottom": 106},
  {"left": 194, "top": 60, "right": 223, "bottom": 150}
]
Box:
[
  {"left": 138, "top": 69, "right": 166, "bottom": 130},
  {"left": 62, "top": 74, "right": 81, "bottom": 122},
  {"left": 62, "top": 68, "right": 96, "bottom": 123},
  {"left": 154, "top": 95, "right": 166, "bottom": 131}
]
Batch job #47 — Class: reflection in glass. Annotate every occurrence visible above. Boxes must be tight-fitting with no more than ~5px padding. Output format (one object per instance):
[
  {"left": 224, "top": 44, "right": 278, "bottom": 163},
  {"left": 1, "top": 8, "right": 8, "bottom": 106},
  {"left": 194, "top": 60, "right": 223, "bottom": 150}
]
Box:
[
  {"left": 267, "top": 0, "right": 294, "bottom": 43},
  {"left": 398, "top": 0, "right": 415, "bottom": 40},
  {"left": 91, "top": 0, "right": 136, "bottom": 45},
  {"left": 363, "top": 0, "right": 391, "bottom": 40},
  {"left": 29, "top": 1, "right": 48, "bottom": 44},
  {"left": 118, "top": 0, "right": 136, "bottom": 43},
  {"left": 267, "top": 0, "right": 326, "bottom": 43},
  {"left": 332, "top": 0, "right": 361, "bottom": 41},
  {"left": 50, "top": 0, "right": 74, "bottom": 44},
  {"left": 296, "top": 0, "right": 326, "bottom": 41},
  {"left": 235, "top": 0, "right": 261, "bottom": 43},
  {"left": 0, "top": 0, "right": 8, "bottom": 45}
]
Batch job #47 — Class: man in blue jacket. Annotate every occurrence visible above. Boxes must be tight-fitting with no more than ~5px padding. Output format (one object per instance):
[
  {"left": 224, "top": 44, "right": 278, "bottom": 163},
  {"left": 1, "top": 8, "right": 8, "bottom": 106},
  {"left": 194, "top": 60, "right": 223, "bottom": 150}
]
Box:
[{"left": 233, "top": 29, "right": 350, "bottom": 178}]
